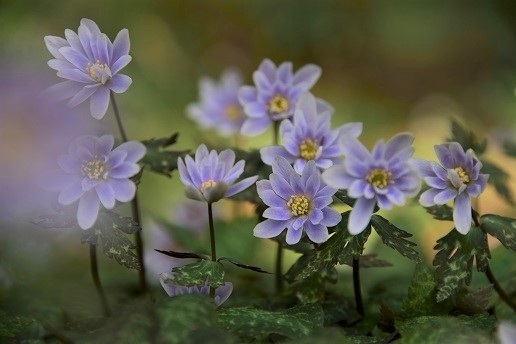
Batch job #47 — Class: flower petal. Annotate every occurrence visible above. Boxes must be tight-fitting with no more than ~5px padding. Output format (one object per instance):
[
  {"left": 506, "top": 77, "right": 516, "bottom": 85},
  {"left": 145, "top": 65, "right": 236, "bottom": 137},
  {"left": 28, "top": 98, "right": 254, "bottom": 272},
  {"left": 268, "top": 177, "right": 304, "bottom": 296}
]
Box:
[
  {"left": 77, "top": 190, "right": 100, "bottom": 229},
  {"left": 454, "top": 192, "right": 472, "bottom": 234},
  {"left": 292, "top": 64, "right": 321, "bottom": 88},
  {"left": 96, "top": 182, "right": 115, "bottom": 209},
  {"left": 253, "top": 219, "right": 287, "bottom": 238},
  {"left": 285, "top": 226, "right": 303, "bottom": 245},
  {"left": 109, "top": 73, "right": 132, "bottom": 93},
  {"left": 110, "top": 178, "right": 136, "bottom": 202},
  {"left": 320, "top": 207, "right": 341, "bottom": 227},
  {"left": 90, "top": 87, "right": 110, "bottom": 119},
  {"left": 263, "top": 207, "right": 291, "bottom": 220},
  {"left": 348, "top": 197, "right": 376, "bottom": 234},
  {"left": 304, "top": 222, "right": 328, "bottom": 244},
  {"left": 225, "top": 176, "right": 258, "bottom": 198}
]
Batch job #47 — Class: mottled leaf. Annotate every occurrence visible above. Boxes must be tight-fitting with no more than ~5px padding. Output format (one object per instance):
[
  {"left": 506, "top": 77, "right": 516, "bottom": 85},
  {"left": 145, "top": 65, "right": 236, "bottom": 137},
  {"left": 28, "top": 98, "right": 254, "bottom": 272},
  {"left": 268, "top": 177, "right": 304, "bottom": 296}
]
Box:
[
  {"left": 340, "top": 254, "right": 392, "bottom": 268},
  {"left": 333, "top": 190, "right": 356, "bottom": 207},
  {"left": 481, "top": 214, "right": 516, "bottom": 251},
  {"left": 424, "top": 204, "right": 454, "bottom": 221},
  {"left": 285, "top": 327, "right": 384, "bottom": 344},
  {"left": 321, "top": 293, "right": 356, "bottom": 326},
  {"left": 217, "top": 257, "right": 270, "bottom": 274},
  {"left": 481, "top": 160, "right": 514, "bottom": 205},
  {"left": 448, "top": 119, "right": 487, "bottom": 155},
  {"left": 293, "top": 267, "right": 337, "bottom": 304},
  {"left": 170, "top": 260, "right": 224, "bottom": 288},
  {"left": 285, "top": 212, "right": 371, "bottom": 282},
  {"left": 433, "top": 226, "right": 490, "bottom": 302},
  {"left": 0, "top": 311, "right": 38, "bottom": 341},
  {"left": 371, "top": 215, "right": 421, "bottom": 262},
  {"left": 217, "top": 303, "right": 324, "bottom": 341},
  {"left": 400, "top": 264, "right": 450, "bottom": 318},
  {"left": 154, "top": 249, "right": 208, "bottom": 260},
  {"left": 31, "top": 210, "right": 78, "bottom": 229},
  {"left": 140, "top": 133, "right": 189, "bottom": 177},
  {"left": 396, "top": 314, "right": 495, "bottom": 344},
  {"left": 456, "top": 285, "right": 495, "bottom": 315}
]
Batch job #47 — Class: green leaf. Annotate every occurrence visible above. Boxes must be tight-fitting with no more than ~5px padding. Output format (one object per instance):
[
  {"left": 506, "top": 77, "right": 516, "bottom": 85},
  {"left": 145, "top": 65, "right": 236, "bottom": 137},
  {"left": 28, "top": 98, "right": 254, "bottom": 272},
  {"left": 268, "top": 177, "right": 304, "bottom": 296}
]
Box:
[
  {"left": 321, "top": 293, "right": 356, "bottom": 326},
  {"left": 140, "top": 133, "right": 189, "bottom": 177},
  {"left": 503, "top": 139, "right": 516, "bottom": 157},
  {"left": 340, "top": 253, "right": 392, "bottom": 268},
  {"left": 217, "top": 257, "right": 270, "bottom": 274},
  {"left": 284, "top": 327, "right": 384, "bottom": 344},
  {"left": 292, "top": 267, "right": 337, "bottom": 304},
  {"left": 157, "top": 295, "right": 230, "bottom": 344},
  {"left": 456, "top": 285, "right": 495, "bottom": 315},
  {"left": 154, "top": 249, "right": 208, "bottom": 260},
  {"left": 333, "top": 190, "right": 356, "bottom": 207},
  {"left": 480, "top": 214, "right": 516, "bottom": 251},
  {"left": 31, "top": 209, "right": 78, "bottom": 229},
  {"left": 400, "top": 264, "right": 451, "bottom": 318},
  {"left": 169, "top": 260, "right": 225, "bottom": 288},
  {"left": 81, "top": 211, "right": 142, "bottom": 270},
  {"left": 481, "top": 160, "right": 514, "bottom": 205},
  {"left": 424, "top": 204, "right": 454, "bottom": 221},
  {"left": 396, "top": 314, "right": 495, "bottom": 344},
  {"left": 448, "top": 119, "right": 487, "bottom": 155},
  {"left": 284, "top": 212, "right": 371, "bottom": 282},
  {"left": 0, "top": 311, "right": 37, "bottom": 341},
  {"left": 217, "top": 303, "right": 324, "bottom": 341},
  {"left": 371, "top": 215, "right": 421, "bottom": 262},
  {"left": 433, "top": 226, "right": 490, "bottom": 302}
]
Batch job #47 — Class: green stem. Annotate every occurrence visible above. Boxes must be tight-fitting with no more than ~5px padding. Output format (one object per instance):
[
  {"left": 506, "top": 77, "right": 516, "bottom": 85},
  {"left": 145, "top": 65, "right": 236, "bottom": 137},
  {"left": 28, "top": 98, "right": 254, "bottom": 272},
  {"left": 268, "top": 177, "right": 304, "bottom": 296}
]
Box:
[
  {"left": 272, "top": 120, "right": 284, "bottom": 293},
  {"left": 485, "top": 264, "right": 516, "bottom": 312},
  {"left": 110, "top": 92, "right": 147, "bottom": 293},
  {"left": 353, "top": 256, "right": 365, "bottom": 317},
  {"left": 208, "top": 203, "right": 217, "bottom": 298},
  {"left": 89, "top": 244, "right": 111, "bottom": 317}
]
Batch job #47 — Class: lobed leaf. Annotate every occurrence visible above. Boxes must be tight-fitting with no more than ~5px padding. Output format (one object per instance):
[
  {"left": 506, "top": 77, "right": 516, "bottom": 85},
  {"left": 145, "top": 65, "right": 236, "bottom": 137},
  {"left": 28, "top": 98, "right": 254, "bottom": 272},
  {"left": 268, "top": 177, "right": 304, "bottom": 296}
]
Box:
[
  {"left": 155, "top": 249, "right": 208, "bottom": 260},
  {"left": 170, "top": 260, "right": 225, "bottom": 288},
  {"left": 140, "top": 133, "right": 189, "bottom": 177},
  {"left": 424, "top": 204, "right": 453, "bottom": 221},
  {"left": 370, "top": 215, "right": 421, "bottom": 262},
  {"left": 448, "top": 120, "right": 487, "bottom": 155},
  {"left": 218, "top": 257, "right": 270, "bottom": 274},
  {"left": 284, "top": 212, "right": 371, "bottom": 282},
  {"left": 480, "top": 214, "right": 516, "bottom": 251},
  {"left": 433, "top": 226, "right": 490, "bottom": 302},
  {"left": 481, "top": 160, "right": 514, "bottom": 205},
  {"left": 217, "top": 303, "right": 324, "bottom": 341}
]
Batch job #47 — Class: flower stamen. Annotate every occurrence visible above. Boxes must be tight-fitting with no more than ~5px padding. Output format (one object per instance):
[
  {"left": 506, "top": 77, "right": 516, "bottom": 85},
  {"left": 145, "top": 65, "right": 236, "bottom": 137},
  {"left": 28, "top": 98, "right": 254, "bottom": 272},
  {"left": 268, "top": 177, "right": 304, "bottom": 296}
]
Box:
[
  {"left": 299, "top": 138, "right": 319, "bottom": 161},
  {"left": 287, "top": 194, "right": 311, "bottom": 216},
  {"left": 200, "top": 179, "right": 217, "bottom": 195},
  {"left": 82, "top": 156, "right": 107, "bottom": 180},
  {"left": 366, "top": 168, "right": 392, "bottom": 189},
  {"left": 454, "top": 167, "right": 470, "bottom": 184},
  {"left": 86, "top": 60, "right": 108, "bottom": 82},
  {"left": 268, "top": 95, "right": 289, "bottom": 115}
]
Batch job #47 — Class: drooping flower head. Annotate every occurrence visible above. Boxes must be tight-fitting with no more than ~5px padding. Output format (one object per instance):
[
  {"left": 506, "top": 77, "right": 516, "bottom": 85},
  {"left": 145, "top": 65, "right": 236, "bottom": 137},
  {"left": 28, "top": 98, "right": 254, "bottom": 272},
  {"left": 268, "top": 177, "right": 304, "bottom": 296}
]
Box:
[
  {"left": 238, "top": 58, "right": 329, "bottom": 136},
  {"left": 160, "top": 272, "right": 233, "bottom": 308},
  {"left": 48, "top": 135, "right": 146, "bottom": 229},
  {"left": 416, "top": 142, "right": 489, "bottom": 234},
  {"left": 261, "top": 92, "right": 362, "bottom": 174},
  {"left": 177, "top": 145, "right": 258, "bottom": 204},
  {"left": 322, "top": 133, "right": 421, "bottom": 234},
  {"left": 44, "top": 18, "right": 132, "bottom": 119},
  {"left": 186, "top": 69, "right": 246, "bottom": 136},
  {"left": 253, "top": 157, "right": 341, "bottom": 244}
]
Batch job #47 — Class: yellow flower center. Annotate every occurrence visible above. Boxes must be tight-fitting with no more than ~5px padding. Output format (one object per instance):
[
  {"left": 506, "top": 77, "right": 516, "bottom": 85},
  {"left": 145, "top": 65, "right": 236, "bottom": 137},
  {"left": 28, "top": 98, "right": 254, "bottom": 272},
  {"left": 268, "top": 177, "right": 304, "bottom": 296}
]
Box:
[
  {"left": 200, "top": 179, "right": 217, "bottom": 194},
  {"left": 366, "top": 168, "right": 392, "bottom": 189},
  {"left": 299, "top": 138, "right": 319, "bottom": 161},
  {"left": 82, "top": 156, "right": 107, "bottom": 181},
  {"left": 287, "top": 194, "right": 311, "bottom": 216},
  {"left": 454, "top": 167, "right": 470, "bottom": 184},
  {"left": 86, "top": 60, "right": 108, "bottom": 82},
  {"left": 224, "top": 104, "right": 241, "bottom": 121},
  {"left": 268, "top": 95, "right": 289, "bottom": 115}
]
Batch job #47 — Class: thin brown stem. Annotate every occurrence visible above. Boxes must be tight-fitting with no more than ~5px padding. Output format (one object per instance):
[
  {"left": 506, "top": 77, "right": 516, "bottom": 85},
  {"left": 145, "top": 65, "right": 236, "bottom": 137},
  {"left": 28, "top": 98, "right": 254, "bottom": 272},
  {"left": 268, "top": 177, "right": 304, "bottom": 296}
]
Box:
[
  {"left": 208, "top": 203, "right": 217, "bottom": 298},
  {"left": 485, "top": 264, "right": 516, "bottom": 312},
  {"left": 110, "top": 92, "right": 147, "bottom": 293},
  {"left": 353, "top": 256, "right": 365, "bottom": 317},
  {"left": 272, "top": 120, "right": 284, "bottom": 293},
  {"left": 90, "top": 244, "right": 111, "bottom": 317}
]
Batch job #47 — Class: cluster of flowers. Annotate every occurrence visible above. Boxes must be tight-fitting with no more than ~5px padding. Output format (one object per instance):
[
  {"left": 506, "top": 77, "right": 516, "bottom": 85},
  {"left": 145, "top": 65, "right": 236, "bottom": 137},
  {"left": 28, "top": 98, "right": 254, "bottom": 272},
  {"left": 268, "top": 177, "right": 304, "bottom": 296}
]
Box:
[{"left": 44, "top": 19, "right": 490, "bottom": 306}]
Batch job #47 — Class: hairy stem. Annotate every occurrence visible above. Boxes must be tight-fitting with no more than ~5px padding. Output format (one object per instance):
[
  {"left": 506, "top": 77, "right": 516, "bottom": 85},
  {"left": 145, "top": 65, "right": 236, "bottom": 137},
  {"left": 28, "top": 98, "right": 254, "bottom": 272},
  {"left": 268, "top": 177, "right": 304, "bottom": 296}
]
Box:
[
  {"left": 485, "top": 264, "right": 516, "bottom": 312},
  {"left": 110, "top": 92, "right": 147, "bottom": 293},
  {"left": 272, "top": 120, "right": 284, "bottom": 293},
  {"left": 353, "top": 256, "right": 365, "bottom": 317},
  {"left": 208, "top": 203, "right": 217, "bottom": 298},
  {"left": 90, "top": 244, "right": 111, "bottom": 317}
]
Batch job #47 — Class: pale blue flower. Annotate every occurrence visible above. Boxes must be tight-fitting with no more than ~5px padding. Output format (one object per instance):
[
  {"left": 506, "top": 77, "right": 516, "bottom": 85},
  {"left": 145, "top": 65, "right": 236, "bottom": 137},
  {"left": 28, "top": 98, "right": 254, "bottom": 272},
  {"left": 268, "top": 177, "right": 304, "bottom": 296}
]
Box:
[
  {"left": 416, "top": 142, "right": 489, "bottom": 234},
  {"left": 47, "top": 135, "right": 146, "bottom": 229},
  {"left": 177, "top": 145, "right": 258, "bottom": 204},
  {"left": 186, "top": 69, "right": 246, "bottom": 135},
  {"left": 160, "top": 272, "right": 233, "bottom": 307},
  {"left": 322, "top": 133, "right": 421, "bottom": 234},
  {"left": 260, "top": 92, "right": 362, "bottom": 174},
  {"left": 238, "top": 58, "right": 330, "bottom": 136},
  {"left": 254, "top": 156, "right": 341, "bottom": 245},
  {"left": 44, "top": 18, "right": 132, "bottom": 119}
]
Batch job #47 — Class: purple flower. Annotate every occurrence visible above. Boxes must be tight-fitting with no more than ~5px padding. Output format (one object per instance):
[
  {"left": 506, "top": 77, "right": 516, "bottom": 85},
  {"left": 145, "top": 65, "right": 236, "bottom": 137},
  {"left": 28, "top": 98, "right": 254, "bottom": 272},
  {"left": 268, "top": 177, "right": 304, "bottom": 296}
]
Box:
[
  {"left": 177, "top": 145, "right": 258, "bottom": 204},
  {"left": 261, "top": 92, "right": 362, "bottom": 174},
  {"left": 238, "top": 58, "right": 329, "bottom": 136},
  {"left": 322, "top": 133, "right": 421, "bottom": 234},
  {"left": 160, "top": 272, "right": 233, "bottom": 307},
  {"left": 416, "top": 142, "right": 489, "bottom": 234},
  {"left": 47, "top": 135, "right": 146, "bottom": 229},
  {"left": 44, "top": 18, "right": 132, "bottom": 119},
  {"left": 253, "top": 156, "right": 341, "bottom": 244},
  {"left": 186, "top": 69, "right": 246, "bottom": 135}
]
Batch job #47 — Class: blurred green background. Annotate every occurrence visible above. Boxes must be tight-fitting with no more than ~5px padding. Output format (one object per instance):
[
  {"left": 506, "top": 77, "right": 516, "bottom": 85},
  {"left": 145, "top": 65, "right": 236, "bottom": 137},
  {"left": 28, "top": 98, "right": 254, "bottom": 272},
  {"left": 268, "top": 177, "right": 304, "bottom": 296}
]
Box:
[{"left": 1, "top": 0, "right": 515, "bottom": 320}]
